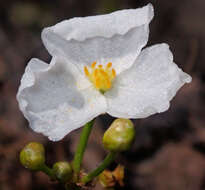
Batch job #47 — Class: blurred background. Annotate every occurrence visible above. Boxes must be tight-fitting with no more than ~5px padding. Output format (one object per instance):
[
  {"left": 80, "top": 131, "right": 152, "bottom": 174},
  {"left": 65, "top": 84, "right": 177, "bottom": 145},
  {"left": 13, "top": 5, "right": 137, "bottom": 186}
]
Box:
[{"left": 0, "top": 0, "right": 204, "bottom": 189}]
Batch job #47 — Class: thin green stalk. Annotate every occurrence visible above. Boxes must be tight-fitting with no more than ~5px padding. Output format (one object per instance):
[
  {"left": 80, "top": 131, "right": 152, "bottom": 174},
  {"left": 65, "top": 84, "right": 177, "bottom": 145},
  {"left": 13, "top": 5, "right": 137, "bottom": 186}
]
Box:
[
  {"left": 41, "top": 164, "right": 55, "bottom": 179},
  {"left": 72, "top": 120, "right": 94, "bottom": 174},
  {"left": 81, "top": 151, "right": 117, "bottom": 184}
]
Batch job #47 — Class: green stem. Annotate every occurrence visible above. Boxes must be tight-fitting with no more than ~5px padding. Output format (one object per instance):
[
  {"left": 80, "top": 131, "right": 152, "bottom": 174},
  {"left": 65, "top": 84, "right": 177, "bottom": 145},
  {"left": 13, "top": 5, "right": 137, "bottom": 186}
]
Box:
[
  {"left": 72, "top": 120, "right": 95, "bottom": 174},
  {"left": 81, "top": 151, "right": 117, "bottom": 184},
  {"left": 41, "top": 164, "right": 55, "bottom": 180}
]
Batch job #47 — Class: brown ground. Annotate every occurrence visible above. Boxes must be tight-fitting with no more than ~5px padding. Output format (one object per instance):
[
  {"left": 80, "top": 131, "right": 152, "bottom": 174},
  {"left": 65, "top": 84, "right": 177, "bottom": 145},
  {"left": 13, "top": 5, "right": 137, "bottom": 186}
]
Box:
[{"left": 0, "top": 0, "right": 205, "bottom": 189}]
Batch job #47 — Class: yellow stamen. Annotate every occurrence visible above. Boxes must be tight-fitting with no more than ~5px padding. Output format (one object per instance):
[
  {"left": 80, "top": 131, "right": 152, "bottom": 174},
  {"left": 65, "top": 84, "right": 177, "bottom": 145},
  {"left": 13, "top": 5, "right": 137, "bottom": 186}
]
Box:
[
  {"left": 96, "top": 78, "right": 101, "bottom": 88},
  {"left": 100, "top": 69, "right": 107, "bottom": 76},
  {"left": 94, "top": 69, "right": 98, "bottom": 77},
  {"left": 91, "top": 62, "right": 97, "bottom": 68},
  {"left": 107, "top": 62, "right": 112, "bottom": 68},
  {"left": 84, "top": 66, "right": 89, "bottom": 76},
  {"left": 84, "top": 61, "right": 116, "bottom": 93},
  {"left": 106, "top": 79, "right": 111, "bottom": 89},
  {"left": 112, "top": 69, "right": 116, "bottom": 78}
]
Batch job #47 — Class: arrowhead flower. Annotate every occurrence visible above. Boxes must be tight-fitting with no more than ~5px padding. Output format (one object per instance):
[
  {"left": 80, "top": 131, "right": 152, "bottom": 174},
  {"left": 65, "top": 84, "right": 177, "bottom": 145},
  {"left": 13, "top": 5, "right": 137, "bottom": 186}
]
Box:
[{"left": 17, "top": 4, "right": 191, "bottom": 141}]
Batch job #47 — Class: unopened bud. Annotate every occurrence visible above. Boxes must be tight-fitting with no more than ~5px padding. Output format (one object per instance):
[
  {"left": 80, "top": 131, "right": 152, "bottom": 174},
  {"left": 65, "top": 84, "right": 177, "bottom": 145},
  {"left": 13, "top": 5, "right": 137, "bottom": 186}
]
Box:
[
  {"left": 20, "top": 142, "right": 45, "bottom": 170},
  {"left": 52, "top": 161, "right": 73, "bottom": 183},
  {"left": 103, "top": 119, "right": 135, "bottom": 152}
]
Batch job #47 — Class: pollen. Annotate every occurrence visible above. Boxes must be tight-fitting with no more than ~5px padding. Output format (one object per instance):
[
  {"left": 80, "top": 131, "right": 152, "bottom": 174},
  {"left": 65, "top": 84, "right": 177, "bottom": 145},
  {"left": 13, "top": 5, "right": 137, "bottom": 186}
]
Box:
[{"left": 84, "top": 62, "right": 116, "bottom": 93}]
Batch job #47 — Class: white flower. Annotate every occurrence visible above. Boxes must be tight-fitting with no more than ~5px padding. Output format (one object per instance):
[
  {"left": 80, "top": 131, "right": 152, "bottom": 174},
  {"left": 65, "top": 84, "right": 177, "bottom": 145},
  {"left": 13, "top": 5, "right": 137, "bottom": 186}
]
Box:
[{"left": 17, "top": 4, "right": 191, "bottom": 141}]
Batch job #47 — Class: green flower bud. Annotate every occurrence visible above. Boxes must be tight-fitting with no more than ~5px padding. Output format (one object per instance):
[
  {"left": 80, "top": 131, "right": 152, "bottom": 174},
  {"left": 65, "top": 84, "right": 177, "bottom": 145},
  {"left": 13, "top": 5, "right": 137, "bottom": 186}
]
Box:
[
  {"left": 103, "top": 119, "right": 135, "bottom": 152},
  {"left": 52, "top": 161, "right": 73, "bottom": 183},
  {"left": 19, "top": 142, "right": 45, "bottom": 170}
]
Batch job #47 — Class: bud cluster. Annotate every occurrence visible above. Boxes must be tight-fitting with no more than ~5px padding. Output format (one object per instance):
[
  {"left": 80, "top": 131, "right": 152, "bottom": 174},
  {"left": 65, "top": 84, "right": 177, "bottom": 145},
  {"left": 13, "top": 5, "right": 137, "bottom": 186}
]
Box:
[
  {"left": 19, "top": 118, "right": 136, "bottom": 189},
  {"left": 20, "top": 142, "right": 73, "bottom": 183}
]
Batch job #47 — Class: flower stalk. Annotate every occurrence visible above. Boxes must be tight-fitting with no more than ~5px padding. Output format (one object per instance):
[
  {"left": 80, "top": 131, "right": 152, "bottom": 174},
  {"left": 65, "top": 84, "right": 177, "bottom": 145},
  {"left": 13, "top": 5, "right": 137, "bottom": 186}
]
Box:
[
  {"left": 72, "top": 120, "right": 95, "bottom": 174},
  {"left": 41, "top": 164, "right": 56, "bottom": 180},
  {"left": 81, "top": 151, "right": 117, "bottom": 184}
]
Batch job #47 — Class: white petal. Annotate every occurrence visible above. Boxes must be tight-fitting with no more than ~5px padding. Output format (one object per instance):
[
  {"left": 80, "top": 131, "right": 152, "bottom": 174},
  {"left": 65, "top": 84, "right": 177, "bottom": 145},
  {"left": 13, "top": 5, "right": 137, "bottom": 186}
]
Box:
[
  {"left": 41, "top": 4, "right": 153, "bottom": 74},
  {"left": 45, "top": 4, "right": 153, "bottom": 40},
  {"left": 105, "top": 44, "right": 192, "bottom": 118},
  {"left": 17, "top": 58, "right": 107, "bottom": 141}
]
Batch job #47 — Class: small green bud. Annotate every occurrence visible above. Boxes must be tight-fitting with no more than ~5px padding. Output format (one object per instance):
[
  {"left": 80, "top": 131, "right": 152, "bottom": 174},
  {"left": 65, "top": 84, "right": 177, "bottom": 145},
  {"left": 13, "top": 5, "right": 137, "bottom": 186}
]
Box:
[
  {"left": 19, "top": 142, "right": 45, "bottom": 170},
  {"left": 103, "top": 118, "right": 135, "bottom": 152},
  {"left": 52, "top": 161, "right": 73, "bottom": 183}
]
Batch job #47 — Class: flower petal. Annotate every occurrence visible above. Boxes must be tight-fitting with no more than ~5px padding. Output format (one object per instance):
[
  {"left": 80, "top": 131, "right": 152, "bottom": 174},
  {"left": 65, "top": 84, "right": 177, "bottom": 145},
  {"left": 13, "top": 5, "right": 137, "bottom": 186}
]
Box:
[
  {"left": 17, "top": 58, "right": 107, "bottom": 141},
  {"left": 41, "top": 4, "right": 153, "bottom": 74},
  {"left": 45, "top": 4, "right": 153, "bottom": 40},
  {"left": 105, "top": 44, "right": 192, "bottom": 118}
]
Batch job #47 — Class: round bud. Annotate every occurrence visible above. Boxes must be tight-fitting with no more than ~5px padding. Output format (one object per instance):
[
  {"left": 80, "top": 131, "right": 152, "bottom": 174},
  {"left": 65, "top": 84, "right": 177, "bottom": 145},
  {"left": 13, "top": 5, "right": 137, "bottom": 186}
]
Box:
[
  {"left": 52, "top": 161, "right": 73, "bottom": 183},
  {"left": 103, "top": 118, "right": 135, "bottom": 152},
  {"left": 19, "top": 142, "right": 45, "bottom": 170}
]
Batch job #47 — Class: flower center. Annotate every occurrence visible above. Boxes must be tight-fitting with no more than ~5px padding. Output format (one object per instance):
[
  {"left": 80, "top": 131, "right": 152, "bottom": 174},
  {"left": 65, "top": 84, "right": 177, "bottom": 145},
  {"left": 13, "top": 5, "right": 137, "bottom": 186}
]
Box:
[{"left": 84, "top": 62, "right": 116, "bottom": 93}]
